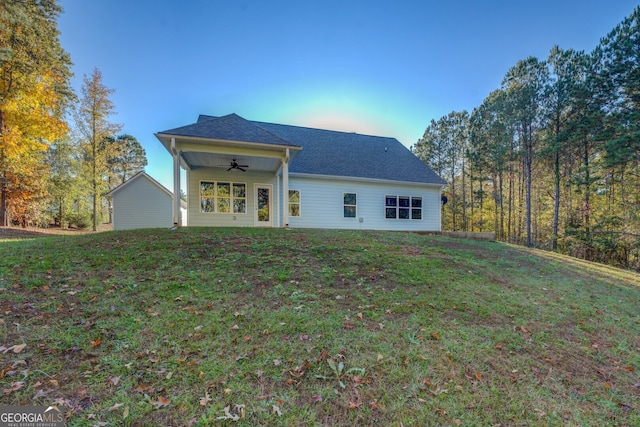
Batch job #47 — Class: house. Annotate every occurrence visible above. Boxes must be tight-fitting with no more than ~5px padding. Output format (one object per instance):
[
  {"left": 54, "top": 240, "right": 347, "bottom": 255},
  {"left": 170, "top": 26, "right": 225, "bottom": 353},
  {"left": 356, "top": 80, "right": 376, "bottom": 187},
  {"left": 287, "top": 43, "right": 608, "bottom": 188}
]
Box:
[
  {"left": 107, "top": 171, "right": 186, "bottom": 230},
  {"left": 154, "top": 113, "right": 445, "bottom": 231}
]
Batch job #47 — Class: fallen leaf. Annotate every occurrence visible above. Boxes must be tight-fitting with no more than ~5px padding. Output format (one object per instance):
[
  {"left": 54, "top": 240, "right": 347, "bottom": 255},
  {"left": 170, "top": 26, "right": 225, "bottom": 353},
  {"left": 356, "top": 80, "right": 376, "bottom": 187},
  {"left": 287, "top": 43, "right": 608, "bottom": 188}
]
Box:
[
  {"left": 134, "top": 384, "right": 154, "bottom": 393},
  {"left": 431, "top": 332, "right": 441, "bottom": 341},
  {"left": 377, "top": 354, "right": 384, "bottom": 363},
  {"left": 199, "top": 393, "right": 212, "bottom": 406},
  {"left": 151, "top": 396, "right": 171, "bottom": 409},
  {"left": 343, "top": 321, "right": 356, "bottom": 329},
  {"left": 356, "top": 312, "right": 363, "bottom": 320},
  {"left": 90, "top": 337, "right": 102, "bottom": 347},
  {"left": 3, "top": 381, "right": 24, "bottom": 394},
  {"left": 348, "top": 401, "right": 362, "bottom": 410},
  {"left": 123, "top": 406, "right": 129, "bottom": 419},
  {"left": 216, "top": 405, "right": 240, "bottom": 421},
  {"left": 108, "top": 403, "right": 124, "bottom": 412},
  {"left": 12, "top": 343, "right": 27, "bottom": 353},
  {"left": 311, "top": 393, "right": 323, "bottom": 403},
  {"left": 272, "top": 404, "right": 282, "bottom": 416},
  {"left": 106, "top": 376, "right": 121, "bottom": 387}
]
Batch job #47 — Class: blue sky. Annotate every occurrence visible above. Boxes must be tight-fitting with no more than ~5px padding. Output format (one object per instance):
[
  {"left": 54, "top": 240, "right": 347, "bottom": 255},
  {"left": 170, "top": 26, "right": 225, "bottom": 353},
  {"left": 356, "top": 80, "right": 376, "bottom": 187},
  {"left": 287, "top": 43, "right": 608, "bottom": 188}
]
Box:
[{"left": 58, "top": 0, "right": 637, "bottom": 190}]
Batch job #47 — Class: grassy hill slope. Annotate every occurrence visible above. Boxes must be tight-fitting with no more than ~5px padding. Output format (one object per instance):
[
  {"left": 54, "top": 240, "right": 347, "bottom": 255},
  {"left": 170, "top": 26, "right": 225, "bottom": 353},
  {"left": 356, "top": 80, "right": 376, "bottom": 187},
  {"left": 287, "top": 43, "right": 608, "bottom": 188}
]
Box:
[{"left": 1, "top": 228, "right": 639, "bottom": 426}]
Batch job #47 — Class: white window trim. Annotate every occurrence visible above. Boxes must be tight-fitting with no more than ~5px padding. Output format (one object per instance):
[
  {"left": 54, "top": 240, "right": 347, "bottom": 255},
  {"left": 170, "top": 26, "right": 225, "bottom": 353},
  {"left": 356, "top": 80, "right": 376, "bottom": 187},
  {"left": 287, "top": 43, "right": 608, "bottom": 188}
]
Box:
[
  {"left": 289, "top": 189, "right": 301, "bottom": 217},
  {"left": 199, "top": 180, "right": 248, "bottom": 214},
  {"left": 385, "top": 195, "right": 423, "bottom": 220},
  {"left": 343, "top": 192, "right": 357, "bottom": 218}
]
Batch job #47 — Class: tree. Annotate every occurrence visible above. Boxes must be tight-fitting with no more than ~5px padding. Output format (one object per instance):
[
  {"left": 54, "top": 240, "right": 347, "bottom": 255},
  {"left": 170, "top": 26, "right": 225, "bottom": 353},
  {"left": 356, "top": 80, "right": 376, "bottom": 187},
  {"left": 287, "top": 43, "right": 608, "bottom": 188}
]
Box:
[
  {"left": 414, "top": 111, "right": 469, "bottom": 230},
  {"left": 108, "top": 134, "right": 147, "bottom": 186},
  {"left": 47, "top": 137, "right": 81, "bottom": 228},
  {"left": 75, "top": 68, "right": 121, "bottom": 231},
  {"left": 502, "top": 57, "right": 549, "bottom": 246},
  {"left": 0, "top": 0, "right": 73, "bottom": 225},
  {"left": 469, "top": 89, "right": 513, "bottom": 239},
  {"left": 543, "top": 46, "right": 588, "bottom": 249},
  {"left": 103, "top": 133, "right": 146, "bottom": 223}
]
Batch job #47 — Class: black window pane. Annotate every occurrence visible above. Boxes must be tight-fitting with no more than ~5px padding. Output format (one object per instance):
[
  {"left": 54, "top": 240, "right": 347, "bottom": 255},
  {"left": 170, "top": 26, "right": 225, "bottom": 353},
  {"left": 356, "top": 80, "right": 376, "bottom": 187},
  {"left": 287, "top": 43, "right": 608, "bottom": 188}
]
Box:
[
  {"left": 399, "top": 197, "right": 410, "bottom": 207},
  {"left": 399, "top": 208, "right": 410, "bottom": 219},
  {"left": 412, "top": 197, "right": 422, "bottom": 208},
  {"left": 412, "top": 209, "right": 422, "bottom": 219},
  {"left": 385, "top": 196, "right": 397, "bottom": 207},
  {"left": 386, "top": 208, "right": 396, "bottom": 219},
  {"left": 344, "top": 193, "right": 356, "bottom": 205},
  {"left": 344, "top": 206, "right": 356, "bottom": 218}
]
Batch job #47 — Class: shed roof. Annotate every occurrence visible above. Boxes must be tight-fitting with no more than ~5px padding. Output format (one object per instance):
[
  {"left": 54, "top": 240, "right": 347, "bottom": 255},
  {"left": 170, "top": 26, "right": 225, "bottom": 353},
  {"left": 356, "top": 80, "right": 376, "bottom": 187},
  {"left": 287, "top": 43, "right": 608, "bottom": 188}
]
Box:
[{"left": 107, "top": 171, "right": 172, "bottom": 198}]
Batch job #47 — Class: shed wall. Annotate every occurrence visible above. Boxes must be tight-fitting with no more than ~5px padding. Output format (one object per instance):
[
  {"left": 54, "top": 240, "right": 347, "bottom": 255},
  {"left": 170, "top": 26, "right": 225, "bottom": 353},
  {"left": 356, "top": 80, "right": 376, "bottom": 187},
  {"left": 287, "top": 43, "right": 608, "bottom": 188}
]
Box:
[{"left": 112, "top": 177, "right": 173, "bottom": 230}]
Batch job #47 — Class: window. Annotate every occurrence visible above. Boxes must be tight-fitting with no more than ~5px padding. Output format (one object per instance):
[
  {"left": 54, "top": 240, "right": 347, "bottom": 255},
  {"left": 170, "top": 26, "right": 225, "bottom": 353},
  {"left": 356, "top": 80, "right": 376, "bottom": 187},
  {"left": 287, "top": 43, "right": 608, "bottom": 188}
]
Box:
[
  {"left": 200, "top": 181, "right": 246, "bottom": 214},
  {"left": 343, "top": 193, "right": 357, "bottom": 218},
  {"left": 233, "top": 183, "right": 246, "bottom": 214},
  {"left": 289, "top": 190, "right": 301, "bottom": 217},
  {"left": 385, "top": 195, "right": 422, "bottom": 220}
]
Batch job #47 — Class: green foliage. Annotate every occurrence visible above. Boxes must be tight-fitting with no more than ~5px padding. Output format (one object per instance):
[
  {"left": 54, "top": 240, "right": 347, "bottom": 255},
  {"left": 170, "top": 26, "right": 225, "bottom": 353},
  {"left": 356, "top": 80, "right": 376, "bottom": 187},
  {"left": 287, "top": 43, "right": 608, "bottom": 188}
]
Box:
[
  {"left": 74, "top": 68, "right": 122, "bottom": 231},
  {"left": 418, "top": 6, "right": 640, "bottom": 267}
]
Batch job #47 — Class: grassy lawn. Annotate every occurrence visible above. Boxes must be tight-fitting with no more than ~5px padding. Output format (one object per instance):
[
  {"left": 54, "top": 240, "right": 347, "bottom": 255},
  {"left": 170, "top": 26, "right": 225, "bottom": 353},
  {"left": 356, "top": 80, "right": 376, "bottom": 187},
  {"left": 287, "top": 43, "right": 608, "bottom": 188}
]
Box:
[{"left": 1, "top": 227, "right": 639, "bottom": 426}]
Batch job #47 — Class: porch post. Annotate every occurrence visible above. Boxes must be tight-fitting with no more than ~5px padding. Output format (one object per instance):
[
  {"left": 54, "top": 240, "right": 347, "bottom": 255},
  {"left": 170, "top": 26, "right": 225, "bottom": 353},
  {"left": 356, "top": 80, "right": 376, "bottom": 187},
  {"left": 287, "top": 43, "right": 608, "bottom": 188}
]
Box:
[
  {"left": 282, "top": 148, "right": 290, "bottom": 227},
  {"left": 172, "top": 138, "right": 181, "bottom": 227}
]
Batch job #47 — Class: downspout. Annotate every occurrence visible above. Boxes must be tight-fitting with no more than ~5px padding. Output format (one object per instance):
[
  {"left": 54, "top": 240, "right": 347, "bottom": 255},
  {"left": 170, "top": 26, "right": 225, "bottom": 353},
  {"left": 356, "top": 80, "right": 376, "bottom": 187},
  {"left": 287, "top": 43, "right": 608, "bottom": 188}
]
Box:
[{"left": 282, "top": 148, "right": 290, "bottom": 228}]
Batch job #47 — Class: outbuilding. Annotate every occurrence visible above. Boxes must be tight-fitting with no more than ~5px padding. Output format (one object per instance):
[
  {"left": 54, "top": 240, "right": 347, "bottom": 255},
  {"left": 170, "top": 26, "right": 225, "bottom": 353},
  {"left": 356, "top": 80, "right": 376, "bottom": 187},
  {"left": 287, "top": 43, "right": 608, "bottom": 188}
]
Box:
[{"left": 107, "top": 171, "right": 184, "bottom": 230}]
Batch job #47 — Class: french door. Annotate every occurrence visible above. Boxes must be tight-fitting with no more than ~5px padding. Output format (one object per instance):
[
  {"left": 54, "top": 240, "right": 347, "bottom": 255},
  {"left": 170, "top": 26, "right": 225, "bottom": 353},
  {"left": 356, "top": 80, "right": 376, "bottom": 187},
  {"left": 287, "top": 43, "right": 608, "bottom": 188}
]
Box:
[{"left": 255, "top": 184, "right": 272, "bottom": 227}]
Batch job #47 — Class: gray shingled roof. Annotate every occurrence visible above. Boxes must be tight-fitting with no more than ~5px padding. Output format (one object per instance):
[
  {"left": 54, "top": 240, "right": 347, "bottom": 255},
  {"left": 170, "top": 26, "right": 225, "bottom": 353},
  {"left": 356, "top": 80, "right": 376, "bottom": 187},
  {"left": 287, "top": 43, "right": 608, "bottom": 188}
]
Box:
[
  {"left": 160, "top": 113, "right": 299, "bottom": 148},
  {"left": 162, "top": 114, "right": 445, "bottom": 185},
  {"left": 254, "top": 121, "right": 446, "bottom": 185}
]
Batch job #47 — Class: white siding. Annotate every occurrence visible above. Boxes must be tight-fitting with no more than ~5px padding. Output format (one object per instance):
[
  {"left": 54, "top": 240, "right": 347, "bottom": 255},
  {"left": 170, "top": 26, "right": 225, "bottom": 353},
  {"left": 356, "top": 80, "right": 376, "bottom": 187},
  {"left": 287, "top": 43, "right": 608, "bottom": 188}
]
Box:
[
  {"left": 112, "top": 176, "right": 173, "bottom": 230},
  {"left": 187, "top": 168, "right": 279, "bottom": 227},
  {"left": 282, "top": 176, "right": 442, "bottom": 231}
]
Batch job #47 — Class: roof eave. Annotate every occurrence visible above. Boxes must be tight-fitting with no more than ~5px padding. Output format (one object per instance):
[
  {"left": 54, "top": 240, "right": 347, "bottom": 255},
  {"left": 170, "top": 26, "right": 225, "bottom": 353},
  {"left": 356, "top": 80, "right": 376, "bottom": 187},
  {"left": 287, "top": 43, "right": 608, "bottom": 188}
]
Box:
[
  {"left": 155, "top": 132, "right": 302, "bottom": 152},
  {"left": 288, "top": 172, "right": 446, "bottom": 187}
]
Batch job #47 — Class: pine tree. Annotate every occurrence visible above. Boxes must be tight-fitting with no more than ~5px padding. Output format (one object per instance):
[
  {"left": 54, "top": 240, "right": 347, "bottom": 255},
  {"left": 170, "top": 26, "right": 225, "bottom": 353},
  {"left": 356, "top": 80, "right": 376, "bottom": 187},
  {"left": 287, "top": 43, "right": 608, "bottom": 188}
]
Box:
[{"left": 74, "top": 68, "right": 122, "bottom": 231}]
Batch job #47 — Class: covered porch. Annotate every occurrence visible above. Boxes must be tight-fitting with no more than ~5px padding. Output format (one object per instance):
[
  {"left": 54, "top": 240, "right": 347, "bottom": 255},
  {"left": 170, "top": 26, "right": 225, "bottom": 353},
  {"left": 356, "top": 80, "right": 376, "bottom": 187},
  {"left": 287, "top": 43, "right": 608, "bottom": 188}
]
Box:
[{"left": 155, "top": 114, "right": 301, "bottom": 228}]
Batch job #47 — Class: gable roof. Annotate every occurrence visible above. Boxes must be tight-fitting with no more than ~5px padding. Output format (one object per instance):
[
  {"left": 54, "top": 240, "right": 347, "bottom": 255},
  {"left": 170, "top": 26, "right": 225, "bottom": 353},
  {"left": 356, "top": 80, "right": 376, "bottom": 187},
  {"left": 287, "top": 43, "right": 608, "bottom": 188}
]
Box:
[
  {"left": 253, "top": 121, "right": 446, "bottom": 185},
  {"left": 158, "top": 114, "right": 445, "bottom": 185},
  {"left": 107, "top": 171, "right": 172, "bottom": 198},
  {"left": 159, "top": 113, "right": 299, "bottom": 148}
]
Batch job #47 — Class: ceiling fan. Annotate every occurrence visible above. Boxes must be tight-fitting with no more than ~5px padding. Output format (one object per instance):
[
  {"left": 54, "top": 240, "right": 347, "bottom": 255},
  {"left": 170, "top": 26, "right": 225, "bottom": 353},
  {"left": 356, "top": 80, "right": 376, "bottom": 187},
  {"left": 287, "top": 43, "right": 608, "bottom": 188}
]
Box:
[{"left": 227, "top": 159, "right": 248, "bottom": 172}]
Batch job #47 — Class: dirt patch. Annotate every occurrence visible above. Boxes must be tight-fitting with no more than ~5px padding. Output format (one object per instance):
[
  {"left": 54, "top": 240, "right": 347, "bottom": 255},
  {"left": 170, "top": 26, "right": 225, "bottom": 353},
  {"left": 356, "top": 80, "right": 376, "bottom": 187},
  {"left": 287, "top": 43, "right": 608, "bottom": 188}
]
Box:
[{"left": 0, "top": 224, "right": 112, "bottom": 239}]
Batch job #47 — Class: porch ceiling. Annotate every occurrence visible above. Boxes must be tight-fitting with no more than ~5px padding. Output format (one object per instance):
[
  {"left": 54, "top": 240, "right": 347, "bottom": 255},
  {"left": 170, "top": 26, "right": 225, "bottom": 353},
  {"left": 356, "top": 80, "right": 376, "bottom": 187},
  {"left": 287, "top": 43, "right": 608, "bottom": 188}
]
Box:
[{"left": 181, "top": 152, "right": 283, "bottom": 173}]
